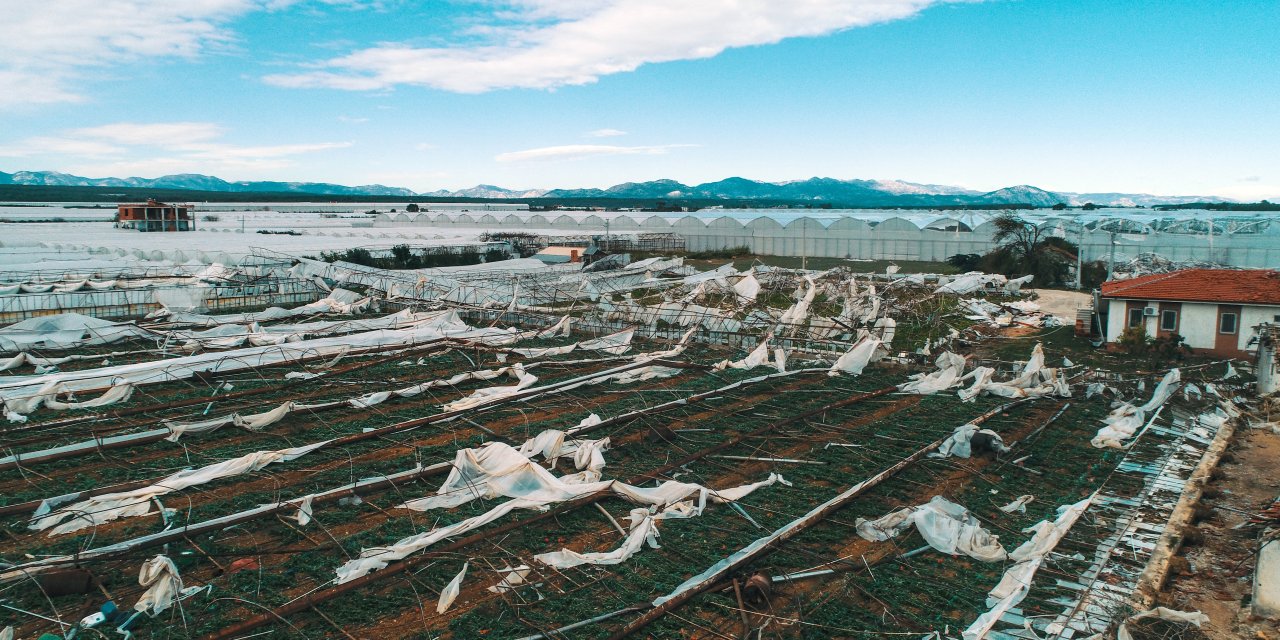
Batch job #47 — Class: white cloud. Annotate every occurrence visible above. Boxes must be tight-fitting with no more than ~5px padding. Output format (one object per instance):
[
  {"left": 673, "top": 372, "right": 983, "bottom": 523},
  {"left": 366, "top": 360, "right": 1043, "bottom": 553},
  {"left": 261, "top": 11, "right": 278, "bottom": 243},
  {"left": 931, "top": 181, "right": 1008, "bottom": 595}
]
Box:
[
  {"left": 72, "top": 122, "right": 225, "bottom": 146},
  {"left": 264, "top": 0, "right": 954, "bottom": 93},
  {"left": 585, "top": 128, "right": 627, "bottom": 138},
  {"left": 0, "top": 1, "right": 260, "bottom": 107},
  {"left": 414, "top": 143, "right": 438, "bottom": 151},
  {"left": 495, "top": 143, "right": 693, "bottom": 163},
  {"left": 0, "top": 121, "right": 349, "bottom": 179},
  {"left": 337, "top": 115, "right": 370, "bottom": 123}
]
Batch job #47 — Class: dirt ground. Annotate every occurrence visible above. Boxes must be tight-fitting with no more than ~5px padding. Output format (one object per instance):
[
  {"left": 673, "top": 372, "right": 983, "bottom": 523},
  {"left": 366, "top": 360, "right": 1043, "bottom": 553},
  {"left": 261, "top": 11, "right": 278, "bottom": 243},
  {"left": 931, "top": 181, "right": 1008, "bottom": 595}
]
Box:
[
  {"left": 1158, "top": 421, "right": 1280, "bottom": 640},
  {"left": 1025, "top": 288, "right": 1092, "bottom": 320}
]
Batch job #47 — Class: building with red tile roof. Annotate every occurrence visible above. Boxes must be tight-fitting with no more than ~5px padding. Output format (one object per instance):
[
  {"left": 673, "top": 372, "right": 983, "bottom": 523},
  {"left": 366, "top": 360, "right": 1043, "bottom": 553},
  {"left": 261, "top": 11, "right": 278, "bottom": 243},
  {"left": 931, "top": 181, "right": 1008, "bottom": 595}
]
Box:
[{"left": 1099, "top": 268, "right": 1280, "bottom": 358}]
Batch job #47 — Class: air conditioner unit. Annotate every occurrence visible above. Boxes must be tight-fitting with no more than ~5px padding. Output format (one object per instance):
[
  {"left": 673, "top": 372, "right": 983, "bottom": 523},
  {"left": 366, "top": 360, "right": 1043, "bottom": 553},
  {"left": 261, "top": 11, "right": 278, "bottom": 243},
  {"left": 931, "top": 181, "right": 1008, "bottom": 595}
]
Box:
[{"left": 1143, "top": 307, "right": 1158, "bottom": 317}]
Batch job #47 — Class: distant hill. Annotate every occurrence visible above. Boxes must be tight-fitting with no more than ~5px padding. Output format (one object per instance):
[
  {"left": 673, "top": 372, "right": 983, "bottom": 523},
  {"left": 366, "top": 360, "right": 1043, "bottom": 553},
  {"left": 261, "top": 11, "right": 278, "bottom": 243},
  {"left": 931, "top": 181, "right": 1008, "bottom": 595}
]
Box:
[
  {"left": 0, "top": 169, "right": 1233, "bottom": 207},
  {"left": 0, "top": 170, "right": 414, "bottom": 197}
]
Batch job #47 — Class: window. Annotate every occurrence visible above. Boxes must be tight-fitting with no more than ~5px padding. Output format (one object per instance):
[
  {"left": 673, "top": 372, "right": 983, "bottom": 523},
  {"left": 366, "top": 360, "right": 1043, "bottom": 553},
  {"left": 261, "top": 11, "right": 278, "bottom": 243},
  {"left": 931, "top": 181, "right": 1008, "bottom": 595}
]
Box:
[
  {"left": 1128, "top": 308, "right": 1144, "bottom": 328},
  {"left": 1160, "top": 309, "right": 1178, "bottom": 332},
  {"left": 1220, "top": 312, "right": 1238, "bottom": 334}
]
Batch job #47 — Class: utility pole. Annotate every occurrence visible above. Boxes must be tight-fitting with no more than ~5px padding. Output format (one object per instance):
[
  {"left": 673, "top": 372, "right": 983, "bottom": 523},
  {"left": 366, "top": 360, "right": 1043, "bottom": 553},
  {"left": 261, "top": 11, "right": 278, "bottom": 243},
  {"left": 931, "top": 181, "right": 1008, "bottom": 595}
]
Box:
[
  {"left": 1106, "top": 230, "right": 1117, "bottom": 282},
  {"left": 1075, "top": 222, "right": 1084, "bottom": 290},
  {"left": 801, "top": 220, "right": 808, "bottom": 271}
]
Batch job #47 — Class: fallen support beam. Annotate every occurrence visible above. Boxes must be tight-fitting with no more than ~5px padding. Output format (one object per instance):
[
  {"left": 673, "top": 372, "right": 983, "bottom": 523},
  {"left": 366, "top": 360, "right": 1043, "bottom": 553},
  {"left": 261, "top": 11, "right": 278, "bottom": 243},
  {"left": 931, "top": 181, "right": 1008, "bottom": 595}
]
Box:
[
  {"left": 1133, "top": 409, "right": 1237, "bottom": 608},
  {"left": 606, "top": 398, "right": 1036, "bottom": 640}
]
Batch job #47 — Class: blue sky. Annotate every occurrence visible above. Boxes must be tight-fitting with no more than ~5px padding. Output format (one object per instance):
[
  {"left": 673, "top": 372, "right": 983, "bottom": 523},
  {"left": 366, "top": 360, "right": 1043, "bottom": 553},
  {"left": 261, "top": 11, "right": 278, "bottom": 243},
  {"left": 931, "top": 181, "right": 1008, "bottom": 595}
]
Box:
[{"left": 1, "top": 0, "right": 1277, "bottom": 199}]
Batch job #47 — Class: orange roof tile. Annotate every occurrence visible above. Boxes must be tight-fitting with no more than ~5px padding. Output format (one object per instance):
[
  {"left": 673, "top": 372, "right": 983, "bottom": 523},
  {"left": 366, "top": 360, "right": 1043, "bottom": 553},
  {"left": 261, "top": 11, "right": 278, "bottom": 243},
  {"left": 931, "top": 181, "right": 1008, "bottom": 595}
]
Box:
[{"left": 1100, "top": 268, "right": 1280, "bottom": 306}]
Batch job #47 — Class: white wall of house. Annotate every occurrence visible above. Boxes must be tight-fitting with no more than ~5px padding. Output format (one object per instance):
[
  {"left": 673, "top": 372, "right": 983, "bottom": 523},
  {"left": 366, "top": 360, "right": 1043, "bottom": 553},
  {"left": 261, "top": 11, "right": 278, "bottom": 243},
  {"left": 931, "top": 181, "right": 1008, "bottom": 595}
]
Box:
[
  {"left": 1105, "top": 298, "right": 1279, "bottom": 353},
  {"left": 1242, "top": 306, "right": 1280, "bottom": 347}
]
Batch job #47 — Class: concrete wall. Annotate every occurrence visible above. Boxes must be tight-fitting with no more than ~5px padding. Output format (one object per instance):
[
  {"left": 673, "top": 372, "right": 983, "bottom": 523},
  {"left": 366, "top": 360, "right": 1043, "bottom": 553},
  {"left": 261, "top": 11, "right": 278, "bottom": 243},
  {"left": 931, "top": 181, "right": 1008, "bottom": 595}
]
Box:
[{"left": 375, "top": 212, "right": 1280, "bottom": 269}]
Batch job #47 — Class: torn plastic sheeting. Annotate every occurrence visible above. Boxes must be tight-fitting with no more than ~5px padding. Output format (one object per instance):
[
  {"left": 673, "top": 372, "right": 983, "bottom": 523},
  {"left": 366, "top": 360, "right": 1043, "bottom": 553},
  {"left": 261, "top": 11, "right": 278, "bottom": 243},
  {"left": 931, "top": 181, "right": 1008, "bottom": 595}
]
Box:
[
  {"left": 510, "top": 327, "right": 634, "bottom": 358},
  {"left": 4, "top": 379, "right": 135, "bottom": 417},
  {"left": 0, "top": 312, "right": 155, "bottom": 352},
  {"left": 134, "top": 555, "right": 193, "bottom": 616},
  {"left": 437, "top": 561, "right": 468, "bottom": 613},
  {"left": 828, "top": 336, "right": 882, "bottom": 377},
  {"left": 1092, "top": 368, "right": 1181, "bottom": 448},
  {"left": 1116, "top": 608, "right": 1209, "bottom": 640},
  {"left": 0, "top": 318, "right": 508, "bottom": 412},
  {"left": 401, "top": 437, "right": 613, "bottom": 512},
  {"left": 337, "top": 470, "right": 789, "bottom": 584},
  {"left": 999, "top": 495, "right": 1035, "bottom": 514},
  {"left": 935, "top": 272, "right": 1008, "bottom": 295},
  {"left": 31, "top": 439, "right": 331, "bottom": 536},
  {"left": 874, "top": 317, "right": 896, "bottom": 344},
  {"left": 855, "top": 496, "right": 1007, "bottom": 562},
  {"left": 535, "top": 507, "right": 662, "bottom": 569},
  {"left": 899, "top": 351, "right": 967, "bottom": 395},
  {"left": 962, "top": 496, "right": 1092, "bottom": 640},
  {"left": 930, "top": 424, "right": 1010, "bottom": 459},
  {"left": 779, "top": 275, "right": 817, "bottom": 326},
  {"left": 296, "top": 495, "right": 315, "bottom": 526},
  {"left": 163, "top": 399, "right": 328, "bottom": 441},
  {"left": 147, "top": 287, "right": 368, "bottom": 326},
  {"left": 0, "top": 351, "right": 135, "bottom": 373},
  {"left": 537, "top": 315, "right": 572, "bottom": 338},
  {"left": 440, "top": 364, "right": 539, "bottom": 412},
  {"left": 713, "top": 336, "right": 772, "bottom": 372},
  {"left": 958, "top": 344, "right": 1070, "bottom": 403},
  {"left": 336, "top": 436, "right": 787, "bottom": 583},
  {"left": 488, "top": 565, "right": 531, "bottom": 593},
  {"left": 732, "top": 272, "right": 760, "bottom": 302}
]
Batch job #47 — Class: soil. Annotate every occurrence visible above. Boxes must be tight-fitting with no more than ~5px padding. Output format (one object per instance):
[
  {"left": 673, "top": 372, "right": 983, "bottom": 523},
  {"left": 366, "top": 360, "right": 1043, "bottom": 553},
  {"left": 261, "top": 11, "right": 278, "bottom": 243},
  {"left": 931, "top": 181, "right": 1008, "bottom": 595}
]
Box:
[
  {"left": 1024, "top": 288, "right": 1092, "bottom": 320},
  {"left": 1157, "top": 422, "right": 1280, "bottom": 640}
]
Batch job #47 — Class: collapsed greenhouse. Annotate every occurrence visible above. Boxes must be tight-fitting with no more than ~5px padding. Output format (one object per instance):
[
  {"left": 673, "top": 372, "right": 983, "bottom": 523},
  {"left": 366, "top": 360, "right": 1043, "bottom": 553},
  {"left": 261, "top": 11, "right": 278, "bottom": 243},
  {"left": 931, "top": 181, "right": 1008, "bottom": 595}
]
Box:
[{"left": 0, "top": 251, "right": 1272, "bottom": 640}]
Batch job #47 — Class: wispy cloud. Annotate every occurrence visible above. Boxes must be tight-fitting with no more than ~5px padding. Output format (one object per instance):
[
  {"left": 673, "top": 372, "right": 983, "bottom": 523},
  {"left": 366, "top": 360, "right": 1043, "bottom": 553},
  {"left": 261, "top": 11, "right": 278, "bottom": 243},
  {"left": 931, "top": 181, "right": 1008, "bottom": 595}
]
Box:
[
  {"left": 0, "top": 1, "right": 386, "bottom": 108},
  {"left": 496, "top": 143, "right": 694, "bottom": 163},
  {"left": 585, "top": 128, "right": 627, "bottom": 138},
  {"left": 265, "top": 0, "right": 954, "bottom": 93},
  {"left": 0, "top": 121, "right": 349, "bottom": 178},
  {"left": 337, "top": 115, "right": 370, "bottom": 123},
  {"left": 0, "top": 1, "right": 256, "bottom": 108}
]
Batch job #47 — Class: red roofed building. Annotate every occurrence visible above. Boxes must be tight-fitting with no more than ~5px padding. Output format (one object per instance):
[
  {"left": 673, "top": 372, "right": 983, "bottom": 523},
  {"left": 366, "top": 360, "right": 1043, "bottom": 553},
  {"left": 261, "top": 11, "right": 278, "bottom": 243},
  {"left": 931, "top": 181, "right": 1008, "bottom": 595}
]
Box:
[
  {"left": 115, "top": 199, "right": 194, "bottom": 232},
  {"left": 1099, "top": 268, "right": 1280, "bottom": 358}
]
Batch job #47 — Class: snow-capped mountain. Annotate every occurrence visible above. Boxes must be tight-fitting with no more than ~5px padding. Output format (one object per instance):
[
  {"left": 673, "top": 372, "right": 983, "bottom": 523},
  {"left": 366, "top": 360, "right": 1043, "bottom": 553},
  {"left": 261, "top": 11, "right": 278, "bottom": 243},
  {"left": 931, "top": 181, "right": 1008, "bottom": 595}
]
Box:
[{"left": 0, "top": 169, "right": 1233, "bottom": 206}]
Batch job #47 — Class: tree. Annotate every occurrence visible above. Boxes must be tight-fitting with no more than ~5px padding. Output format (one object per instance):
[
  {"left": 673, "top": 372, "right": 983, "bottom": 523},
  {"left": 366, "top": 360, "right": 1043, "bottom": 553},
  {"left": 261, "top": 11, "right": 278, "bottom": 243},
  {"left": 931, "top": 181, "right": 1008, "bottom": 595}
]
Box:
[
  {"left": 1052, "top": 202, "right": 1067, "bottom": 210},
  {"left": 983, "top": 213, "right": 1074, "bottom": 286},
  {"left": 946, "top": 253, "right": 983, "bottom": 272},
  {"left": 406, "top": 203, "right": 420, "bottom": 212}
]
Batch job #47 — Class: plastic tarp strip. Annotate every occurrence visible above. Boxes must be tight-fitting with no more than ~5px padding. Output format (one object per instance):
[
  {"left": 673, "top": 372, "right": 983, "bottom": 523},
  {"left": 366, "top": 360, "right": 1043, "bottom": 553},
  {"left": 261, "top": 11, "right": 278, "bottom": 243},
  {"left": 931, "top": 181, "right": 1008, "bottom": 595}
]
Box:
[{"left": 31, "top": 440, "right": 331, "bottom": 535}]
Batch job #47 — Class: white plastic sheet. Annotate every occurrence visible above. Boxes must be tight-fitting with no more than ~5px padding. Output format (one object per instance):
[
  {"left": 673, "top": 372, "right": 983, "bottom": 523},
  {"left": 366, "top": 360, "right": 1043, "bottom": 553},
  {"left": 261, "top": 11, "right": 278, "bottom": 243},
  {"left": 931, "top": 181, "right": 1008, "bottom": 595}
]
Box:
[
  {"left": 930, "top": 424, "right": 1010, "bottom": 459},
  {"left": 714, "top": 337, "right": 772, "bottom": 371},
  {"left": 536, "top": 507, "right": 662, "bottom": 569},
  {"left": 0, "top": 316, "right": 505, "bottom": 414},
  {"left": 134, "top": 555, "right": 195, "bottom": 615},
  {"left": 963, "top": 497, "right": 1092, "bottom": 640},
  {"left": 32, "top": 440, "right": 330, "bottom": 535},
  {"left": 1092, "top": 368, "right": 1181, "bottom": 448},
  {"left": 437, "top": 561, "right": 468, "bottom": 613},
  {"left": 899, "top": 352, "right": 967, "bottom": 395},
  {"left": 0, "top": 313, "right": 153, "bottom": 352},
  {"left": 828, "top": 336, "right": 881, "bottom": 377},
  {"left": 855, "top": 496, "right": 1007, "bottom": 562},
  {"left": 335, "top": 438, "right": 787, "bottom": 583}
]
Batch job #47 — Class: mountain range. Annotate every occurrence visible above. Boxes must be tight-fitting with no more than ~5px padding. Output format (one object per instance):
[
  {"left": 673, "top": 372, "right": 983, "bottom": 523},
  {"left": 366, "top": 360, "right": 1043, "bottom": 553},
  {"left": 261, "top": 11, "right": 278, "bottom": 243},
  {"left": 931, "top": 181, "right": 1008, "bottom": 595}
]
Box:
[{"left": 0, "top": 169, "right": 1228, "bottom": 207}]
